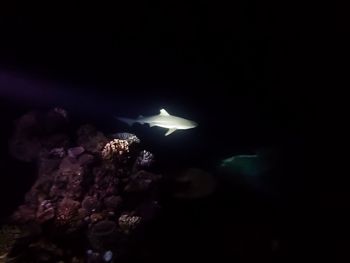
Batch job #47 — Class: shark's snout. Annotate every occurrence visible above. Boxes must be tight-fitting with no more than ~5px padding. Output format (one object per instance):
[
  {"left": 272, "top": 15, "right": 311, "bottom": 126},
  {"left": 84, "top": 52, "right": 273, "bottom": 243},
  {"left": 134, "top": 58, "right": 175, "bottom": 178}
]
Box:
[{"left": 191, "top": 121, "right": 198, "bottom": 128}]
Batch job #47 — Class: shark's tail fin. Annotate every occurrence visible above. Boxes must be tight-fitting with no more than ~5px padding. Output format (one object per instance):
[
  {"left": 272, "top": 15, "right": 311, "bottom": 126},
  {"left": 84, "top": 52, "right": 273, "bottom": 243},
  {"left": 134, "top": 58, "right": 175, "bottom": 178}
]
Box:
[{"left": 114, "top": 116, "right": 136, "bottom": 126}]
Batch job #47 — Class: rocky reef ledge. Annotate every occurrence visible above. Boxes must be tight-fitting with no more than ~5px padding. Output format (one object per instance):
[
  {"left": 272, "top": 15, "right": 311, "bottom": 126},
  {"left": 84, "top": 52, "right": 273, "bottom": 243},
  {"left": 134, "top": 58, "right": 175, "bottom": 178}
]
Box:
[{"left": 1, "top": 108, "right": 162, "bottom": 263}]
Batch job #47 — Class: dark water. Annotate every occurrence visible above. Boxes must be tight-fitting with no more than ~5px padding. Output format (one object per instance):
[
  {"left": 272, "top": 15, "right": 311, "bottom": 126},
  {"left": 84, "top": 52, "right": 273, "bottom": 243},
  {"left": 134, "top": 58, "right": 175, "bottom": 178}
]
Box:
[
  {"left": 0, "top": 1, "right": 339, "bottom": 261},
  {"left": 0, "top": 71, "right": 316, "bottom": 261}
]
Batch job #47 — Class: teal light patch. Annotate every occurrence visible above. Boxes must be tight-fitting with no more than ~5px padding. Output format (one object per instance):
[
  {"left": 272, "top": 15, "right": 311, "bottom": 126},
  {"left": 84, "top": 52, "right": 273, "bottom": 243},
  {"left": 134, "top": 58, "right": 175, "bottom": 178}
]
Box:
[{"left": 220, "top": 154, "right": 266, "bottom": 177}]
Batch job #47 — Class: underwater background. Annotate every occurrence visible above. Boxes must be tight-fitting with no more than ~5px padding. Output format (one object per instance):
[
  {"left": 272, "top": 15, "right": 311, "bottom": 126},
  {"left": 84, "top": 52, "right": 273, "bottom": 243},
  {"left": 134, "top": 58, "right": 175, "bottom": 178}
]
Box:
[{"left": 0, "top": 1, "right": 339, "bottom": 262}]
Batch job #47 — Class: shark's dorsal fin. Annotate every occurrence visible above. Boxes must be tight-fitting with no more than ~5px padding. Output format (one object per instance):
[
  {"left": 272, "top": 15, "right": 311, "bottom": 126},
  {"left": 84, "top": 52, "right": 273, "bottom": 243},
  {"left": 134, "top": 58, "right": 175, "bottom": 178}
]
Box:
[{"left": 159, "top": 109, "right": 170, "bottom": 116}]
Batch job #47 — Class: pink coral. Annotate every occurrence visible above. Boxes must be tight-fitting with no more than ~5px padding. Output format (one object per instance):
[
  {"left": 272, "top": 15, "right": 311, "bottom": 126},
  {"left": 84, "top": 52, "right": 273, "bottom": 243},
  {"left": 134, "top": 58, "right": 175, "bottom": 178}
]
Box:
[
  {"left": 101, "top": 139, "right": 129, "bottom": 160},
  {"left": 55, "top": 198, "right": 80, "bottom": 226}
]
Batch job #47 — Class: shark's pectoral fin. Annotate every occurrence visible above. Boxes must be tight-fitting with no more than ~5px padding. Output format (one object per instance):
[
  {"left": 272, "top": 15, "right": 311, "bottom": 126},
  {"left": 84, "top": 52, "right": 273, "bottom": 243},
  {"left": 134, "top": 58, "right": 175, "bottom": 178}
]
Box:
[{"left": 165, "top": 128, "right": 177, "bottom": 136}]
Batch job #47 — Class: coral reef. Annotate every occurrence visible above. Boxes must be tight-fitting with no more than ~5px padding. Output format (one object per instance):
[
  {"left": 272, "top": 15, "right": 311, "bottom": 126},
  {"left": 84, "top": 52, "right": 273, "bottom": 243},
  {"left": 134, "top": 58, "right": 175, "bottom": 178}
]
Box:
[
  {"left": 112, "top": 132, "right": 140, "bottom": 145},
  {"left": 135, "top": 150, "right": 154, "bottom": 168},
  {"left": 3, "top": 108, "right": 162, "bottom": 262},
  {"left": 101, "top": 139, "right": 129, "bottom": 160},
  {"left": 68, "top": 146, "right": 85, "bottom": 158}
]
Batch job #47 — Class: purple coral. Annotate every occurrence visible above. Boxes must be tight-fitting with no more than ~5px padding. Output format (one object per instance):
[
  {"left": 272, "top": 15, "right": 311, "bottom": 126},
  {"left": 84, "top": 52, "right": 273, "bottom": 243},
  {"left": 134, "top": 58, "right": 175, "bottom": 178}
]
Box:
[
  {"left": 135, "top": 150, "right": 154, "bottom": 168},
  {"left": 67, "top": 146, "right": 85, "bottom": 158}
]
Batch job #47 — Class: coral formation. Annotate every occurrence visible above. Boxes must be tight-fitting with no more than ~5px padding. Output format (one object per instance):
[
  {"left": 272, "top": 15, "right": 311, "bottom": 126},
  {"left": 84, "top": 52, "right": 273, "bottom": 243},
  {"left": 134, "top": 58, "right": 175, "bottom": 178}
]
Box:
[
  {"left": 135, "top": 150, "right": 154, "bottom": 168},
  {"left": 118, "top": 214, "right": 142, "bottom": 234},
  {"left": 112, "top": 132, "right": 140, "bottom": 145},
  {"left": 2, "top": 108, "right": 162, "bottom": 262},
  {"left": 55, "top": 198, "right": 80, "bottom": 226},
  {"left": 101, "top": 139, "right": 129, "bottom": 160},
  {"left": 68, "top": 146, "right": 85, "bottom": 158}
]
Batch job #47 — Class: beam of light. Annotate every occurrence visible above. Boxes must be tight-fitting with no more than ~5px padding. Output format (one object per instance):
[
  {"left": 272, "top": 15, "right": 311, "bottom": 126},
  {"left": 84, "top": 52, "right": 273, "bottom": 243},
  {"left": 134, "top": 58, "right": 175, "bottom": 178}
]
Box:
[{"left": 0, "top": 70, "right": 133, "bottom": 118}]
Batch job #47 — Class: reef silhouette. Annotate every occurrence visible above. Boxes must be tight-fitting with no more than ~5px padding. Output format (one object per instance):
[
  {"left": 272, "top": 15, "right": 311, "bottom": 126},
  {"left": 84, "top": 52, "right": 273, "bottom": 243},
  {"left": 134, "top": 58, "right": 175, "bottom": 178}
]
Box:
[{"left": 1, "top": 108, "right": 162, "bottom": 263}]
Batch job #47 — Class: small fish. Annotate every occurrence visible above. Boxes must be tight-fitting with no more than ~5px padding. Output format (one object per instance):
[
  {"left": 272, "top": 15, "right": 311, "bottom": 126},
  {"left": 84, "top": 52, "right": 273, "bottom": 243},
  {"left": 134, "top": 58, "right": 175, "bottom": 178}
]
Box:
[{"left": 115, "top": 109, "right": 198, "bottom": 136}]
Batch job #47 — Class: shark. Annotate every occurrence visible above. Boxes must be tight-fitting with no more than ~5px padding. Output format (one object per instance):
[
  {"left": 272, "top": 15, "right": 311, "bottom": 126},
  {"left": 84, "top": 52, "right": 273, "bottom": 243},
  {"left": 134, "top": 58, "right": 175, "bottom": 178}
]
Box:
[{"left": 115, "top": 109, "right": 198, "bottom": 136}]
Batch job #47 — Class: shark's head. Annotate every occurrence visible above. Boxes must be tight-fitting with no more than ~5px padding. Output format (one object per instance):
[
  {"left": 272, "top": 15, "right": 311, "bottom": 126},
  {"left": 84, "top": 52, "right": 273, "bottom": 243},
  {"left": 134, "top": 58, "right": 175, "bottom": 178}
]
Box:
[
  {"left": 180, "top": 119, "right": 198, "bottom": 129},
  {"left": 189, "top": 120, "right": 198, "bottom": 128}
]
